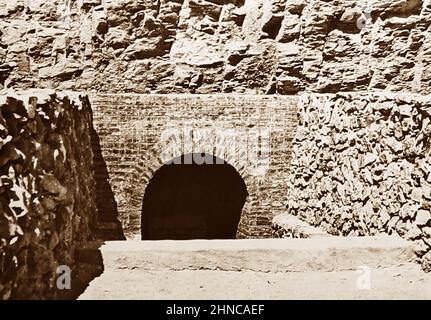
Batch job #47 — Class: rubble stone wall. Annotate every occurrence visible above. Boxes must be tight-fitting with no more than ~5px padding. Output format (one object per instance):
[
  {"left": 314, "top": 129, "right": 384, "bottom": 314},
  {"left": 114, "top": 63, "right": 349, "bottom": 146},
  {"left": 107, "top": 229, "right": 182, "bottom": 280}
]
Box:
[
  {"left": 1, "top": 0, "right": 431, "bottom": 95},
  {"left": 0, "top": 90, "right": 97, "bottom": 299},
  {"left": 286, "top": 92, "right": 431, "bottom": 270},
  {"left": 1, "top": 0, "right": 431, "bottom": 272}
]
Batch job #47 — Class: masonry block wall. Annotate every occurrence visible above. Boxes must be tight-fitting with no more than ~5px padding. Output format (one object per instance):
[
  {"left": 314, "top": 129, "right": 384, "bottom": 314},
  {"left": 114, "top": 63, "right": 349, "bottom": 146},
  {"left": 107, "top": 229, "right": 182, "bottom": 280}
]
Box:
[
  {"left": 287, "top": 92, "right": 431, "bottom": 271},
  {"left": 0, "top": 0, "right": 430, "bottom": 95},
  {"left": 91, "top": 94, "right": 297, "bottom": 238},
  {"left": 0, "top": 90, "right": 97, "bottom": 299},
  {"left": 0, "top": 0, "right": 430, "bottom": 272}
]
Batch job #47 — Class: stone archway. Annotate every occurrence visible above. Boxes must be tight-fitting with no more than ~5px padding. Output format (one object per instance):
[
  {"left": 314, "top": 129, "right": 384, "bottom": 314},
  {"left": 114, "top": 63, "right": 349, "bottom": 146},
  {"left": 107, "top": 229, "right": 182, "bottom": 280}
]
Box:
[
  {"left": 141, "top": 153, "right": 248, "bottom": 240},
  {"left": 90, "top": 94, "right": 298, "bottom": 239}
]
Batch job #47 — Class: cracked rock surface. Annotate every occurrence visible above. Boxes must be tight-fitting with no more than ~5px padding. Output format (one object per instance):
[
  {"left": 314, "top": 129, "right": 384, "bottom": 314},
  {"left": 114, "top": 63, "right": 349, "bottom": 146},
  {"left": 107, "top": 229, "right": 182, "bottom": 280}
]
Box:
[{"left": 0, "top": 0, "right": 430, "bottom": 94}]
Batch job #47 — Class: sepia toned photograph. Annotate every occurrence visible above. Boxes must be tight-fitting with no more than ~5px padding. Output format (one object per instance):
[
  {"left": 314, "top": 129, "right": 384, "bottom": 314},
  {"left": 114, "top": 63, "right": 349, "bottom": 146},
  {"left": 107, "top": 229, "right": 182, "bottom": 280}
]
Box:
[{"left": 0, "top": 0, "right": 431, "bottom": 305}]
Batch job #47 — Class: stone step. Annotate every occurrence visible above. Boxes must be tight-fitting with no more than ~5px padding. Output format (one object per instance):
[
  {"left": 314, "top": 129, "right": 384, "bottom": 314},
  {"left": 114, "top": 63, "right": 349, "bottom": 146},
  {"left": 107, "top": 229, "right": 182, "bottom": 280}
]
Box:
[{"left": 80, "top": 236, "right": 416, "bottom": 273}]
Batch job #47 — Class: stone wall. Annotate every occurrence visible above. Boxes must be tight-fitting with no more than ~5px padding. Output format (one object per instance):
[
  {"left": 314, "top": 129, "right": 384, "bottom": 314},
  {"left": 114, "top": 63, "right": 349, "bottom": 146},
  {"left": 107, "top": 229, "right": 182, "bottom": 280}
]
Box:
[
  {"left": 90, "top": 93, "right": 297, "bottom": 239},
  {"left": 1, "top": 0, "right": 431, "bottom": 273},
  {"left": 1, "top": 0, "right": 430, "bottom": 94},
  {"left": 0, "top": 90, "right": 97, "bottom": 299},
  {"left": 286, "top": 92, "right": 431, "bottom": 271}
]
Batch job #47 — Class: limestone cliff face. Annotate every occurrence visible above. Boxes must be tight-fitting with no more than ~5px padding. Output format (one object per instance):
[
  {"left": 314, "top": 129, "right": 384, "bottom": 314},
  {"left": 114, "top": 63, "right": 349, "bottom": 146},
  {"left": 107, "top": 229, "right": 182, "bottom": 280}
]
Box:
[{"left": 0, "top": 0, "right": 430, "bottom": 94}]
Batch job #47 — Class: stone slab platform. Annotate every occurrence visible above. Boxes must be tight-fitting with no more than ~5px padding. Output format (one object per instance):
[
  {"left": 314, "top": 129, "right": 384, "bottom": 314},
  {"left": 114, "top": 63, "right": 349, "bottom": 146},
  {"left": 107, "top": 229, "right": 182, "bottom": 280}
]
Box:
[{"left": 80, "top": 236, "right": 415, "bottom": 273}]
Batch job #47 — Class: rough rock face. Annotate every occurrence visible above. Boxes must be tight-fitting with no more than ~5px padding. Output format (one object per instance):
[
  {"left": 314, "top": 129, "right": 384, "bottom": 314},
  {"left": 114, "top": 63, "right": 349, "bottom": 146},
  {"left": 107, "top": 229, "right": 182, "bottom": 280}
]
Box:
[
  {"left": 0, "top": 0, "right": 430, "bottom": 94},
  {"left": 0, "top": 90, "right": 97, "bottom": 299},
  {"left": 286, "top": 92, "right": 431, "bottom": 270}
]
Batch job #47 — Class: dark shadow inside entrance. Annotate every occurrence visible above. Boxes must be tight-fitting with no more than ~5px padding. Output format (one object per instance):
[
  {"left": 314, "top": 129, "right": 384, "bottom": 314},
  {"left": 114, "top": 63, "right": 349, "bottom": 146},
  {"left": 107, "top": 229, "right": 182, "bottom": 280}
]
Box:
[{"left": 141, "top": 153, "right": 248, "bottom": 240}]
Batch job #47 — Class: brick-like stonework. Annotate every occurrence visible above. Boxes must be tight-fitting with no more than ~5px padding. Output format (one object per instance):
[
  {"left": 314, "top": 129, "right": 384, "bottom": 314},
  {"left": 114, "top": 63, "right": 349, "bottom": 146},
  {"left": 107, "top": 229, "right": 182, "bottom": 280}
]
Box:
[{"left": 90, "top": 94, "right": 297, "bottom": 238}]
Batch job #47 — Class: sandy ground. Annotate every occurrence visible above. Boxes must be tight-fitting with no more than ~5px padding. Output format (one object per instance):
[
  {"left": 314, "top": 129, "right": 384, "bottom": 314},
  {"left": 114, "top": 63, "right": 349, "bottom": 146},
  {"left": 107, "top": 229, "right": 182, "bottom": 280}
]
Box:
[{"left": 79, "top": 263, "right": 431, "bottom": 300}]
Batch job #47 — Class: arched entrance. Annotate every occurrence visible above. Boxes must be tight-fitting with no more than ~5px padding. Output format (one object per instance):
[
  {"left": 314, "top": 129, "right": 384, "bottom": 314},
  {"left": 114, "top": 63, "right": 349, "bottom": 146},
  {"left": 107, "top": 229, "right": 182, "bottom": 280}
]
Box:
[{"left": 141, "top": 153, "right": 248, "bottom": 240}]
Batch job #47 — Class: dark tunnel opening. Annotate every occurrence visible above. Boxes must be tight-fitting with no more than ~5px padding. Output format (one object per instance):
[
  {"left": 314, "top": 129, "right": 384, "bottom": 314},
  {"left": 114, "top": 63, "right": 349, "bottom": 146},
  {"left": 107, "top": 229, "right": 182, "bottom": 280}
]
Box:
[{"left": 141, "top": 153, "right": 248, "bottom": 240}]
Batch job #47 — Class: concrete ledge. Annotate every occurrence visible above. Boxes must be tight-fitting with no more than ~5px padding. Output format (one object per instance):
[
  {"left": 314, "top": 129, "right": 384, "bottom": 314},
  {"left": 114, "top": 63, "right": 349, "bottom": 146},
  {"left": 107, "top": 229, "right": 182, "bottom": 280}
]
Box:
[{"left": 93, "top": 236, "right": 416, "bottom": 273}]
